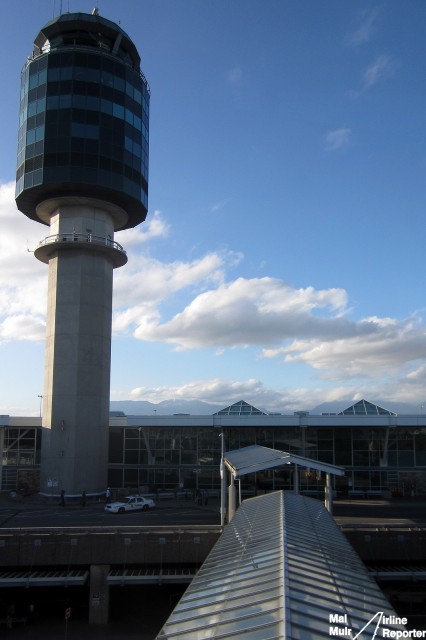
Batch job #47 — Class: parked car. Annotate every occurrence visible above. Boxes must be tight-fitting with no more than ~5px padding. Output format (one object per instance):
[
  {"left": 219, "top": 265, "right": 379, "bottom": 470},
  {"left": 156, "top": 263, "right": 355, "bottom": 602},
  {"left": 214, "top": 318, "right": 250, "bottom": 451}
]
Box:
[{"left": 105, "top": 495, "right": 155, "bottom": 513}]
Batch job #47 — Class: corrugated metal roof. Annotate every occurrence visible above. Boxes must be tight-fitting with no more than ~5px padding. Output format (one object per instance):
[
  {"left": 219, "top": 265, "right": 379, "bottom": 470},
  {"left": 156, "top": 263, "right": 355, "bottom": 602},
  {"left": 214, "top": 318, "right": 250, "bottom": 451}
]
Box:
[
  {"left": 157, "top": 492, "right": 405, "bottom": 640},
  {"left": 224, "top": 444, "right": 345, "bottom": 478}
]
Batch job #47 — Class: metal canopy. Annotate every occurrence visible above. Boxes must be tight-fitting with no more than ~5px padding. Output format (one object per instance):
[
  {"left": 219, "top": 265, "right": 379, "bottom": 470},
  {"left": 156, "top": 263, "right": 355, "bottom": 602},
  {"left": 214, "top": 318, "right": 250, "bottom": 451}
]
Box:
[
  {"left": 224, "top": 444, "right": 345, "bottom": 478},
  {"left": 0, "top": 568, "right": 88, "bottom": 587},
  {"left": 108, "top": 567, "right": 195, "bottom": 585},
  {"left": 156, "top": 492, "right": 404, "bottom": 640}
]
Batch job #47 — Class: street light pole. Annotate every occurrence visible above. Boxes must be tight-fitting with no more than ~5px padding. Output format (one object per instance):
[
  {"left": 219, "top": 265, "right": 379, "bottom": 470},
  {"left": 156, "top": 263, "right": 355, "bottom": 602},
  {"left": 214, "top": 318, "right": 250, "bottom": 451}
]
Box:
[{"left": 38, "top": 395, "right": 43, "bottom": 418}]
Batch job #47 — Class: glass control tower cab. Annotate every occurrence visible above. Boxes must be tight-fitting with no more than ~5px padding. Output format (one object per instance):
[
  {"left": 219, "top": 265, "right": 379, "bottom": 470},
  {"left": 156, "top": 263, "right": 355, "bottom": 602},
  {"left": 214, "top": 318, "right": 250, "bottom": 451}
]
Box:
[{"left": 15, "top": 11, "right": 149, "bottom": 495}]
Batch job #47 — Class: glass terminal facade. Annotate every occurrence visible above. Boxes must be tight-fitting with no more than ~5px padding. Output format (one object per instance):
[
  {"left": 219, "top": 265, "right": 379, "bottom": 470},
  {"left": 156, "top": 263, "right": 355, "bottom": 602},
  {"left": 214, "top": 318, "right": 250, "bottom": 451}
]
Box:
[
  {"left": 1, "top": 401, "right": 426, "bottom": 496},
  {"left": 108, "top": 422, "right": 426, "bottom": 497},
  {"left": 15, "top": 13, "right": 149, "bottom": 228}
]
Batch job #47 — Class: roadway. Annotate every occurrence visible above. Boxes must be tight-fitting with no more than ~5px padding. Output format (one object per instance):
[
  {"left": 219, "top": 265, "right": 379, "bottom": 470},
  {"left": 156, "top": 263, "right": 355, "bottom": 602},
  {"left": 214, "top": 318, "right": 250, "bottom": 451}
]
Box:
[
  {"left": 1, "top": 493, "right": 426, "bottom": 529},
  {"left": 333, "top": 497, "right": 426, "bottom": 528},
  {"left": 0, "top": 495, "right": 221, "bottom": 529}
]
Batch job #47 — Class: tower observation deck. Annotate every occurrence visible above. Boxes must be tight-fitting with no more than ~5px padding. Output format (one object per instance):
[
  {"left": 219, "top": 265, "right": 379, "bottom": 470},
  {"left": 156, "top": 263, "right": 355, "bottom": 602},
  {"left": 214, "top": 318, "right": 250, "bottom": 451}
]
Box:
[{"left": 15, "top": 11, "right": 149, "bottom": 494}]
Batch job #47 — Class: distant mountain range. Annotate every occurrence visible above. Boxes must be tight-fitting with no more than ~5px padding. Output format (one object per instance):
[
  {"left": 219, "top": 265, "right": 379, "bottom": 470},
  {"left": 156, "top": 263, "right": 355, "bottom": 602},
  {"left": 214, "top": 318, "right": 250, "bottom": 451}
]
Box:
[
  {"left": 110, "top": 398, "right": 422, "bottom": 416},
  {"left": 110, "top": 399, "right": 224, "bottom": 416}
]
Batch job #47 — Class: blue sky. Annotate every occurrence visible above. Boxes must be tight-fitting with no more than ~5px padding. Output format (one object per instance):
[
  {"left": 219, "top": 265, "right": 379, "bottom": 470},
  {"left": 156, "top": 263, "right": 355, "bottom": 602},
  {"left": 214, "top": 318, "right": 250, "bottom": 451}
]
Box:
[{"left": 1, "top": 0, "right": 426, "bottom": 415}]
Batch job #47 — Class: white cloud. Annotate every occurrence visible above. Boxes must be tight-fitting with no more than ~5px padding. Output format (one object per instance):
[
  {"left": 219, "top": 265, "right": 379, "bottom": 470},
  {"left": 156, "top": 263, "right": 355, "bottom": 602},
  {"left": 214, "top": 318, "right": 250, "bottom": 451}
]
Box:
[
  {"left": 361, "top": 54, "right": 393, "bottom": 92},
  {"left": 324, "top": 128, "right": 351, "bottom": 151},
  {"left": 0, "top": 182, "right": 47, "bottom": 342},
  {"left": 112, "top": 251, "right": 229, "bottom": 334},
  {"left": 112, "top": 270, "right": 426, "bottom": 393},
  {"left": 126, "top": 377, "right": 330, "bottom": 412},
  {"left": 227, "top": 65, "right": 243, "bottom": 87},
  {"left": 116, "top": 210, "right": 169, "bottom": 247},
  {"left": 0, "top": 314, "right": 45, "bottom": 342},
  {"left": 130, "top": 277, "right": 353, "bottom": 349},
  {"left": 124, "top": 377, "right": 397, "bottom": 414},
  {"left": 210, "top": 199, "right": 230, "bottom": 214},
  {"left": 117, "top": 372, "right": 426, "bottom": 414},
  {"left": 3, "top": 180, "right": 426, "bottom": 409},
  {"left": 276, "top": 315, "right": 426, "bottom": 380},
  {"left": 348, "top": 7, "right": 381, "bottom": 46},
  {"left": 406, "top": 364, "right": 426, "bottom": 383},
  {"left": 129, "top": 377, "right": 268, "bottom": 405}
]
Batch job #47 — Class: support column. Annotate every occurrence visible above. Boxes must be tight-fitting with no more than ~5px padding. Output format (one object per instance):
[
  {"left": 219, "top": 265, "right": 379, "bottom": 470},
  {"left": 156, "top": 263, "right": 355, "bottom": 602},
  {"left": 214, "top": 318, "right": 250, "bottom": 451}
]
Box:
[
  {"left": 293, "top": 464, "right": 299, "bottom": 494},
  {"left": 220, "top": 432, "right": 226, "bottom": 526},
  {"left": 228, "top": 474, "right": 236, "bottom": 522},
  {"left": 0, "top": 427, "right": 4, "bottom": 491},
  {"left": 89, "top": 564, "right": 110, "bottom": 625},
  {"left": 324, "top": 473, "right": 333, "bottom": 514},
  {"left": 38, "top": 203, "right": 125, "bottom": 495}
]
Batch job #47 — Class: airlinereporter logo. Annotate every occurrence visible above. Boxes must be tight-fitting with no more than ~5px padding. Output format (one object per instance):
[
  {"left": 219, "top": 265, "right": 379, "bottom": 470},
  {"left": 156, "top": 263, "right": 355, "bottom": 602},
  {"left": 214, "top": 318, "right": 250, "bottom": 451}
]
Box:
[{"left": 329, "top": 612, "right": 425, "bottom": 638}]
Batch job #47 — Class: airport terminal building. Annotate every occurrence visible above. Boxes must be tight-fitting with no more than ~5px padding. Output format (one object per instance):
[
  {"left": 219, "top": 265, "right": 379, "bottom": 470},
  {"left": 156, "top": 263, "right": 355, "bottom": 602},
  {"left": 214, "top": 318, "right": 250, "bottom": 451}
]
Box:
[{"left": 1, "top": 399, "right": 426, "bottom": 498}]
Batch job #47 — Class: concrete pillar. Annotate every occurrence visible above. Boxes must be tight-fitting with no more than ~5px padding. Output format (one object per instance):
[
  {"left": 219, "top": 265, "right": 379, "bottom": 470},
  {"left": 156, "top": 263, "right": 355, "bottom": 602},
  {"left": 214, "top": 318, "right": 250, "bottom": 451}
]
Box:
[
  {"left": 0, "top": 427, "right": 4, "bottom": 491},
  {"left": 324, "top": 473, "right": 333, "bottom": 514},
  {"left": 220, "top": 432, "right": 226, "bottom": 526},
  {"left": 293, "top": 464, "right": 299, "bottom": 494},
  {"left": 89, "top": 564, "right": 110, "bottom": 625},
  {"left": 228, "top": 475, "right": 236, "bottom": 522}
]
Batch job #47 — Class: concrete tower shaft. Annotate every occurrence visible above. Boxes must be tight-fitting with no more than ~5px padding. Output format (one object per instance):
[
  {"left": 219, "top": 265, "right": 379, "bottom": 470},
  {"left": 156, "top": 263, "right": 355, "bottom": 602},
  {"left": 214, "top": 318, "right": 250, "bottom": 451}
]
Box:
[
  {"left": 36, "top": 199, "right": 126, "bottom": 494},
  {"left": 15, "top": 12, "right": 149, "bottom": 494}
]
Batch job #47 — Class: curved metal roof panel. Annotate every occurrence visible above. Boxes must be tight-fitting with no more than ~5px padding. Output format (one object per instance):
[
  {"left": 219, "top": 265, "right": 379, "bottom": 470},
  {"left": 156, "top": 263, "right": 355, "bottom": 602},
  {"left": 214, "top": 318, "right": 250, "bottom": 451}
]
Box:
[
  {"left": 224, "top": 444, "right": 345, "bottom": 478},
  {"left": 157, "top": 492, "right": 405, "bottom": 640}
]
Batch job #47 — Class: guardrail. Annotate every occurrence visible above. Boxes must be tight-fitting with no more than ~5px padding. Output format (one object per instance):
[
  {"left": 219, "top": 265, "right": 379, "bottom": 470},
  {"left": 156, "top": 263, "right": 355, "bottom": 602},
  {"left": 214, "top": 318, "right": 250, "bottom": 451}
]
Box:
[
  {"left": 339, "top": 525, "right": 426, "bottom": 532},
  {"left": 37, "top": 233, "right": 126, "bottom": 254}
]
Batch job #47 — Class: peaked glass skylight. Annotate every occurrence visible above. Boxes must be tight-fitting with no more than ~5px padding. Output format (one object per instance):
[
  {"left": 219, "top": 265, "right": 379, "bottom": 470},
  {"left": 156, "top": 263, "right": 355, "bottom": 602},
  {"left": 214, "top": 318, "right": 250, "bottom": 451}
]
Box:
[
  {"left": 338, "top": 399, "right": 396, "bottom": 416},
  {"left": 213, "top": 400, "right": 267, "bottom": 416}
]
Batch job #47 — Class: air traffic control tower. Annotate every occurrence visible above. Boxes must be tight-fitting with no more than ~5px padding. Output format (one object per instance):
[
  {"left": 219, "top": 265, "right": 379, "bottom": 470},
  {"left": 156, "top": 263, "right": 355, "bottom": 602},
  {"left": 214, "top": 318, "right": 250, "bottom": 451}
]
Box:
[{"left": 15, "top": 10, "right": 149, "bottom": 494}]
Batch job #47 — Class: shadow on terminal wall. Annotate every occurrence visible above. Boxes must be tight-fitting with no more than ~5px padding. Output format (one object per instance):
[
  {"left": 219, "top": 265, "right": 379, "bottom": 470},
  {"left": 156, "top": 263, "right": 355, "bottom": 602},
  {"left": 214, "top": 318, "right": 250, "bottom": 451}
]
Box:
[{"left": 0, "top": 584, "right": 185, "bottom": 639}]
